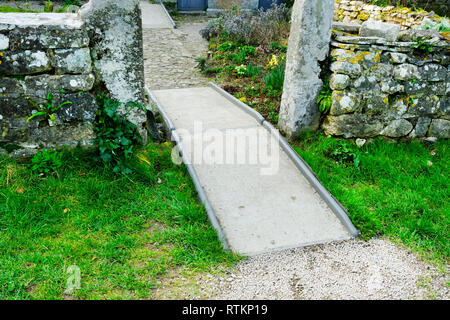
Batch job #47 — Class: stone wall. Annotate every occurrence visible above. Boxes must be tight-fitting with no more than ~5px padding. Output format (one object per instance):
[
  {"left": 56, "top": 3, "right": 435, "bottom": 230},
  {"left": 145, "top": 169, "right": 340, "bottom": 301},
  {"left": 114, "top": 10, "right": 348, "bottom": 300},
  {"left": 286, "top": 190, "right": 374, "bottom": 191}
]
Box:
[
  {"left": 0, "top": 0, "right": 148, "bottom": 154},
  {"left": 0, "top": 13, "right": 96, "bottom": 151},
  {"left": 322, "top": 21, "right": 449, "bottom": 139},
  {"left": 334, "top": 0, "right": 445, "bottom": 29}
]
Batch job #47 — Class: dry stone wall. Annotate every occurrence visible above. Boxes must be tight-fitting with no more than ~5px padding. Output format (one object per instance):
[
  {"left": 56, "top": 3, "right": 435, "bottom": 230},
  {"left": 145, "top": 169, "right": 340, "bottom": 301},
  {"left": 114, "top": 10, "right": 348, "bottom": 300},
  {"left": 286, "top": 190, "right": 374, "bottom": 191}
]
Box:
[
  {"left": 322, "top": 21, "right": 450, "bottom": 139},
  {"left": 334, "top": 0, "right": 446, "bottom": 29},
  {"left": 0, "top": 0, "right": 147, "bottom": 155},
  {"left": 0, "top": 13, "right": 96, "bottom": 151}
]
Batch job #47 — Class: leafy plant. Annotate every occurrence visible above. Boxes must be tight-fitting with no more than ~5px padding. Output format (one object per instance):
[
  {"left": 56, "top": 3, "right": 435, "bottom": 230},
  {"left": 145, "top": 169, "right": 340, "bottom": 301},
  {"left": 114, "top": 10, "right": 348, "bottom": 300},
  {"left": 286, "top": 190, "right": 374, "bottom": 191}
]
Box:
[
  {"left": 263, "top": 63, "right": 285, "bottom": 90},
  {"left": 30, "top": 149, "right": 63, "bottom": 176},
  {"left": 410, "top": 37, "right": 434, "bottom": 53},
  {"left": 317, "top": 79, "right": 332, "bottom": 115},
  {"left": 217, "top": 41, "right": 236, "bottom": 52},
  {"left": 26, "top": 93, "right": 72, "bottom": 125},
  {"left": 44, "top": 1, "right": 53, "bottom": 12},
  {"left": 94, "top": 94, "right": 144, "bottom": 174},
  {"left": 329, "top": 141, "right": 361, "bottom": 168},
  {"left": 270, "top": 42, "right": 287, "bottom": 53}
]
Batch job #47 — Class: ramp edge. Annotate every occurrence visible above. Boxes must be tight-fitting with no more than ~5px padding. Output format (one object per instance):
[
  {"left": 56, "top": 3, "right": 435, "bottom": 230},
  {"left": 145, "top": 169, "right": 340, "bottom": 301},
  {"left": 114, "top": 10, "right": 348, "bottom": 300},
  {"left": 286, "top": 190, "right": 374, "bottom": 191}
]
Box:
[{"left": 146, "top": 86, "right": 230, "bottom": 251}]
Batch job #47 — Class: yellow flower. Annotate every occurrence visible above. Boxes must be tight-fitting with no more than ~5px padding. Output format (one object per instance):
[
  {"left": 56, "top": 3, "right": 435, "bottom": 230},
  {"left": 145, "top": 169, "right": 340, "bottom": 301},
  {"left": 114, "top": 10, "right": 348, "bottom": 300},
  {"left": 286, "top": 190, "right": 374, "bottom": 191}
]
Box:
[
  {"left": 267, "top": 55, "right": 279, "bottom": 69},
  {"left": 239, "top": 97, "right": 247, "bottom": 103}
]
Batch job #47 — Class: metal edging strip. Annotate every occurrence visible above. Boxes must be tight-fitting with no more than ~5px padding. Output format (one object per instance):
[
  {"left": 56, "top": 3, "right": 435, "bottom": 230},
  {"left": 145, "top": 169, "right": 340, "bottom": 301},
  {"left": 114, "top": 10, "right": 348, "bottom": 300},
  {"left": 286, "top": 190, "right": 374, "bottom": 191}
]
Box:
[
  {"left": 159, "top": 1, "right": 177, "bottom": 29},
  {"left": 146, "top": 86, "right": 230, "bottom": 250}
]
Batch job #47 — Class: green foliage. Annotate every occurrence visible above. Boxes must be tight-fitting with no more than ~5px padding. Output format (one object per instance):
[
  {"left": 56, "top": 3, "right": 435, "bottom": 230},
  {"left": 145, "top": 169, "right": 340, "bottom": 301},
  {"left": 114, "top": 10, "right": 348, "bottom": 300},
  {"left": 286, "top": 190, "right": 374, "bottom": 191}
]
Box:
[
  {"left": 26, "top": 93, "right": 72, "bottom": 124},
  {"left": 239, "top": 45, "right": 257, "bottom": 56},
  {"left": 317, "top": 79, "right": 332, "bottom": 114},
  {"left": 30, "top": 149, "right": 63, "bottom": 176},
  {"left": 263, "top": 63, "right": 285, "bottom": 90},
  {"left": 410, "top": 37, "right": 435, "bottom": 53},
  {"left": 419, "top": 17, "right": 450, "bottom": 32},
  {"left": 330, "top": 141, "right": 361, "bottom": 168},
  {"left": 44, "top": 1, "right": 53, "bottom": 13},
  {"left": 195, "top": 57, "right": 221, "bottom": 75},
  {"left": 270, "top": 42, "right": 288, "bottom": 53},
  {"left": 217, "top": 41, "right": 237, "bottom": 52},
  {"left": 94, "top": 94, "right": 144, "bottom": 174}
]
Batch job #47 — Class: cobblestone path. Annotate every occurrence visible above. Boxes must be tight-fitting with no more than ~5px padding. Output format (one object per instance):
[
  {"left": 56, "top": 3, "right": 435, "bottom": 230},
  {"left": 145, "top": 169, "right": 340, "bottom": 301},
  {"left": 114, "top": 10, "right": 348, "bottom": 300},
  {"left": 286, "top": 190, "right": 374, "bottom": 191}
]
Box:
[{"left": 143, "top": 16, "right": 210, "bottom": 90}]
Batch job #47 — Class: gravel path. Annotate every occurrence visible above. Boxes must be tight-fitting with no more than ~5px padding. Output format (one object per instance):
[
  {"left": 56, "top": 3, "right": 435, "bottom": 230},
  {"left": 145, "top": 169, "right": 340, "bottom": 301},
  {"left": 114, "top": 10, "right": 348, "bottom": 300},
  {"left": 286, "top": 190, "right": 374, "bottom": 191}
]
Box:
[{"left": 195, "top": 239, "right": 449, "bottom": 300}]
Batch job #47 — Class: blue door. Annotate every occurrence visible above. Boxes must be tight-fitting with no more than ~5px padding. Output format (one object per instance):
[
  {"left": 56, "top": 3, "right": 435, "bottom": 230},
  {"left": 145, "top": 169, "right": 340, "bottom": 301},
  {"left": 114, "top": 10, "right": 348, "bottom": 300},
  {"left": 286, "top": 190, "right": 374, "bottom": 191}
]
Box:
[
  {"left": 178, "top": 0, "right": 207, "bottom": 11},
  {"left": 259, "top": 0, "right": 284, "bottom": 10}
]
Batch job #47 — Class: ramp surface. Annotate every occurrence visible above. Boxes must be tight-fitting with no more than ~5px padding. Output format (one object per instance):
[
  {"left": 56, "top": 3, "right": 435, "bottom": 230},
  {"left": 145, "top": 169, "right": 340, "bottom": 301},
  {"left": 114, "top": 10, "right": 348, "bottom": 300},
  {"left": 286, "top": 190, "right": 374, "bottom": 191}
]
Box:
[
  {"left": 140, "top": 1, "right": 174, "bottom": 29},
  {"left": 151, "top": 87, "right": 354, "bottom": 255}
]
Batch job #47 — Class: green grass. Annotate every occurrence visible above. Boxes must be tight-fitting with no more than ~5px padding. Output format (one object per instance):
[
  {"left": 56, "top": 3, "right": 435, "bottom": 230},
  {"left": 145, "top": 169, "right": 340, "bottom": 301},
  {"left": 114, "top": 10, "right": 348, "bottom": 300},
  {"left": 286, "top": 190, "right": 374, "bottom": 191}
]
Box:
[
  {"left": 293, "top": 132, "right": 449, "bottom": 266},
  {"left": 0, "top": 5, "right": 35, "bottom": 13},
  {"left": 0, "top": 143, "right": 239, "bottom": 299}
]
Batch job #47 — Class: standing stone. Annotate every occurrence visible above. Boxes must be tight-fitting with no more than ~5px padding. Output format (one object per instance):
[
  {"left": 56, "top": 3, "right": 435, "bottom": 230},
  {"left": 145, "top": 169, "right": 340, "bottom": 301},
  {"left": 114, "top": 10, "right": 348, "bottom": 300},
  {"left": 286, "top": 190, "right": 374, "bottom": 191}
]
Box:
[
  {"left": 79, "top": 0, "right": 147, "bottom": 142},
  {"left": 278, "top": 0, "right": 335, "bottom": 138}
]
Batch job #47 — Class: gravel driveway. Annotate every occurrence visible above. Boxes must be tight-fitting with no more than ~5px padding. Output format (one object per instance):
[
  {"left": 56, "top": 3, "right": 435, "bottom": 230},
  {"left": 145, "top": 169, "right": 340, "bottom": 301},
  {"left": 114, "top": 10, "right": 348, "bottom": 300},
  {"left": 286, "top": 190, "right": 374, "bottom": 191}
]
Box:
[{"left": 195, "top": 239, "right": 449, "bottom": 300}]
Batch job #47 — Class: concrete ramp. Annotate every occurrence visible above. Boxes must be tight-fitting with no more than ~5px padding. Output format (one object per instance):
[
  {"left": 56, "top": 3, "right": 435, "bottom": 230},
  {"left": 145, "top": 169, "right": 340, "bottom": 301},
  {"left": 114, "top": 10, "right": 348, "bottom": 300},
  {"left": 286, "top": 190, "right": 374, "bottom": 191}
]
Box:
[
  {"left": 140, "top": 1, "right": 175, "bottom": 29},
  {"left": 149, "top": 85, "right": 358, "bottom": 255}
]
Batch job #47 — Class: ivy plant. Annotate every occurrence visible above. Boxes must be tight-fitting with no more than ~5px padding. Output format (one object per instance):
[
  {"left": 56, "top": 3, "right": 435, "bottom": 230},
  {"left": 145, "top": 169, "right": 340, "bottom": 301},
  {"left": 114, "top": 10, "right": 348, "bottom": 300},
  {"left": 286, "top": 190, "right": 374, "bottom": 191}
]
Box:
[{"left": 94, "top": 94, "right": 145, "bottom": 174}]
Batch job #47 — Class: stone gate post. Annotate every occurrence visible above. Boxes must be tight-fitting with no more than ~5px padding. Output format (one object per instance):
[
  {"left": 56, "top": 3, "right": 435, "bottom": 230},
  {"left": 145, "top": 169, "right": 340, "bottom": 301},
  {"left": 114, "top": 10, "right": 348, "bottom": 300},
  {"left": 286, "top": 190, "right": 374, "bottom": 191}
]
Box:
[{"left": 278, "top": 0, "right": 335, "bottom": 138}]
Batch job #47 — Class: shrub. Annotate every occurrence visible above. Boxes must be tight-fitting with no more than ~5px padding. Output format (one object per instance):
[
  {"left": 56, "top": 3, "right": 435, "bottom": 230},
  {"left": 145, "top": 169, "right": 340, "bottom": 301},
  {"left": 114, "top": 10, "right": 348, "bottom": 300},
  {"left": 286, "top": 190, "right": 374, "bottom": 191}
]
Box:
[{"left": 199, "top": 3, "right": 290, "bottom": 46}]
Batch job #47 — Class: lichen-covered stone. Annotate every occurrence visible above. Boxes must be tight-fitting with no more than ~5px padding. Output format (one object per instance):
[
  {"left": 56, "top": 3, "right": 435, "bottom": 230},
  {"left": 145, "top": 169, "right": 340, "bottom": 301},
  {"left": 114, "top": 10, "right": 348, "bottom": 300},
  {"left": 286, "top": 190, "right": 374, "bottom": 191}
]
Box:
[
  {"left": 380, "top": 119, "right": 413, "bottom": 137},
  {"left": 0, "top": 77, "right": 25, "bottom": 98},
  {"left": 380, "top": 79, "right": 404, "bottom": 94},
  {"left": 54, "top": 93, "right": 97, "bottom": 122},
  {"left": 393, "top": 63, "right": 420, "bottom": 81},
  {"left": 385, "top": 99, "right": 408, "bottom": 119},
  {"left": 49, "top": 48, "right": 92, "bottom": 74},
  {"left": 0, "top": 118, "right": 36, "bottom": 143},
  {"left": 330, "top": 61, "right": 362, "bottom": 77},
  {"left": 8, "top": 26, "right": 89, "bottom": 51},
  {"left": 29, "top": 122, "right": 95, "bottom": 148},
  {"left": 354, "top": 75, "right": 380, "bottom": 92},
  {"left": 370, "top": 63, "right": 394, "bottom": 80},
  {"left": 79, "top": 0, "right": 147, "bottom": 141},
  {"left": 330, "top": 91, "right": 360, "bottom": 115},
  {"left": 0, "top": 33, "right": 9, "bottom": 50},
  {"left": 405, "top": 81, "right": 445, "bottom": 96},
  {"left": 0, "top": 97, "right": 32, "bottom": 118},
  {"left": 322, "top": 113, "right": 384, "bottom": 138},
  {"left": 0, "top": 50, "right": 51, "bottom": 75},
  {"left": 428, "top": 119, "right": 450, "bottom": 139},
  {"left": 384, "top": 52, "right": 408, "bottom": 64},
  {"left": 408, "top": 96, "right": 440, "bottom": 116},
  {"left": 24, "top": 74, "right": 95, "bottom": 98},
  {"left": 419, "top": 64, "right": 447, "bottom": 82},
  {"left": 278, "top": 0, "right": 335, "bottom": 137},
  {"left": 330, "top": 73, "right": 350, "bottom": 90},
  {"left": 365, "top": 93, "right": 389, "bottom": 113},
  {"left": 359, "top": 20, "right": 400, "bottom": 41},
  {"left": 415, "top": 117, "right": 431, "bottom": 137}
]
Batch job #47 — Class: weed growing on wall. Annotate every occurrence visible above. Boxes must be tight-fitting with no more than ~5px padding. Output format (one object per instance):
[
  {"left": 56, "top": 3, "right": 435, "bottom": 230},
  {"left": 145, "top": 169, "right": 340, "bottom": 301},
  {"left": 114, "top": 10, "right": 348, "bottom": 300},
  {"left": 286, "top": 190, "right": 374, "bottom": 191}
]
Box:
[
  {"left": 26, "top": 92, "right": 72, "bottom": 126},
  {"left": 94, "top": 94, "right": 145, "bottom": 174}
]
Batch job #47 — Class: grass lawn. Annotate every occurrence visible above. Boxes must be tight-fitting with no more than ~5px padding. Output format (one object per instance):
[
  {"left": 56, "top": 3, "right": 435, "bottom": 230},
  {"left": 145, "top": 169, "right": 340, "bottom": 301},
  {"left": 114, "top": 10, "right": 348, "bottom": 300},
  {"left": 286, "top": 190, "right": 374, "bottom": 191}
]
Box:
[
  {"left": 293, "top": 132, "right": 449, "bottom": 267},
  {"left": 0, "top": 143, "right": 239, "bottom": 299}
]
